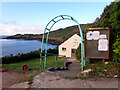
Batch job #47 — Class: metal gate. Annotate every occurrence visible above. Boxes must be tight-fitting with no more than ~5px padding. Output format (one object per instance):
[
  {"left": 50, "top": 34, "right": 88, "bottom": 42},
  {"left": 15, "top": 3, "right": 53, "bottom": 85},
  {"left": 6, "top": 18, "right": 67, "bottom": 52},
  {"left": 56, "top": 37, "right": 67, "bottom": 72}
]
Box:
[{"left": 40, "top": 15, "right": 85, "bottom": 71}]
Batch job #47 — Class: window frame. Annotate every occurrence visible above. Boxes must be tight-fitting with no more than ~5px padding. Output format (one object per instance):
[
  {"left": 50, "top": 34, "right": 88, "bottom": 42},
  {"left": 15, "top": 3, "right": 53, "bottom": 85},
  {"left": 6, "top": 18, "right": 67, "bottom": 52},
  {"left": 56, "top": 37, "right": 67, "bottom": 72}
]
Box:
[{"left": 62, "top": 47, "right": 66, "bottom": 51}]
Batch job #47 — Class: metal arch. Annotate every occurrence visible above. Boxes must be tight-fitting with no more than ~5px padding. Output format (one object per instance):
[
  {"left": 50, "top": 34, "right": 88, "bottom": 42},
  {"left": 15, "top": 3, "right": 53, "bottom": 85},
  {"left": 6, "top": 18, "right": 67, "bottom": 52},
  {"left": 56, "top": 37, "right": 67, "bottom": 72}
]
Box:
[{"left": 40, "top": 15, "right": 85, "bottom": 71}]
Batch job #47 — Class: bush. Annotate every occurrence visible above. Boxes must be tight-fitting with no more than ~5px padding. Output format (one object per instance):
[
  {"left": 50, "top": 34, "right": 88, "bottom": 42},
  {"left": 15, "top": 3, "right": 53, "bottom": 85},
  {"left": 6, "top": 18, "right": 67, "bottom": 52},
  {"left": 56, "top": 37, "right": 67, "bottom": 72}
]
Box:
[
  {"left": 47, "top": 46, "right": 58, "bottom": 55},
  {"left": 76, "top": 44, "right": 81, "bottom": 61},
  {"left": 1, "top": 50, "right": 40, "bottom": 64},
  {"left": 113, "top": 34, "right": 120, "bottom": 63},
  {"left": 1, "top": 47, "right": 58, "bottom": 64},
  {"left": 92, "top": 2, "right": 120, "bottom": 60}
]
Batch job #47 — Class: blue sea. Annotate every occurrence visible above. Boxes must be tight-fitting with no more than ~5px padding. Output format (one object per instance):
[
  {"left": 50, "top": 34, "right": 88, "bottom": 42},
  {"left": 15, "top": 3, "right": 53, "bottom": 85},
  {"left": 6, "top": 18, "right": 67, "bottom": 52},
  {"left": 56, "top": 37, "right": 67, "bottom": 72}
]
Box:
[{"left": 0, "top": 38, "right": 57, "bottom": 57}]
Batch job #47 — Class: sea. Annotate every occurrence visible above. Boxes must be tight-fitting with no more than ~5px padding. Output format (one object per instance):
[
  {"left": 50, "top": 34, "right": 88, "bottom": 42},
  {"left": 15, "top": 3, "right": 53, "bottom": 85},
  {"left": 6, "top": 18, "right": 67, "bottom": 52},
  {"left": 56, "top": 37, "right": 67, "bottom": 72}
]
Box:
[{"left": 0, "top": 35, "right": 57, "bottom": 57}]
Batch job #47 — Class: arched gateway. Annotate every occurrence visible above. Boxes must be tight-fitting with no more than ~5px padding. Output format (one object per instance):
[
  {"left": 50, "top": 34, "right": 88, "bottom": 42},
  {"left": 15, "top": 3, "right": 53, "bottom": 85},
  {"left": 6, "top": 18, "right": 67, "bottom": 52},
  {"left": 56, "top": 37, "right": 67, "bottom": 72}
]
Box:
[{"left": 40, "top": 15, "right": 85, "bottom": 71}]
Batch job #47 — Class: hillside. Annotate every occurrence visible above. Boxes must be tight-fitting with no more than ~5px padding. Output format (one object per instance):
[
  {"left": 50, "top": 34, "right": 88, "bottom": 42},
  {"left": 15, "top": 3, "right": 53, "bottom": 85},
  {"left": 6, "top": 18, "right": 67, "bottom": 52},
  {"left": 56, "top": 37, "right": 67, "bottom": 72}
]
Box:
[{"left": 6, "top": 24, "right": 92, "bottom": 45}]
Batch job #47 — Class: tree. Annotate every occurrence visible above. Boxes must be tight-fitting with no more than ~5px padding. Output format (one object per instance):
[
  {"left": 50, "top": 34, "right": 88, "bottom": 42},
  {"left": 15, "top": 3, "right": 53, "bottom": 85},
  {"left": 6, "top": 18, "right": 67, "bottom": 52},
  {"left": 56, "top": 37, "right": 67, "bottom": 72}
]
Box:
[
  {"left": 113, "top": 34, "right": 120, "bottom": 62},
  {"left": 93, "top": 1, "right": 120, "bottom": 60}
]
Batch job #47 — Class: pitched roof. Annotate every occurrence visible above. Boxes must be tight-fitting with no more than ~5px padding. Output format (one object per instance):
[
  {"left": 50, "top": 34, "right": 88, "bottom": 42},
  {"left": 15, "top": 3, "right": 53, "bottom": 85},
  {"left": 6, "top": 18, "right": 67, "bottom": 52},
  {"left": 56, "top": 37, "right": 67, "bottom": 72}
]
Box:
[{"left": 59, "top": 34, "right": 81, "bottom": 47}]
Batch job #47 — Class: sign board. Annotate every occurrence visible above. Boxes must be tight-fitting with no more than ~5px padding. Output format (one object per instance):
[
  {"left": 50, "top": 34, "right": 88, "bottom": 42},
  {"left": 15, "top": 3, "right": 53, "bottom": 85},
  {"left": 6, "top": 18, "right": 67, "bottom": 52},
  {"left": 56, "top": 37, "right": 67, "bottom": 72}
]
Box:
[{"left": 84, "top": 28, "right": 110, "bottom": 59}]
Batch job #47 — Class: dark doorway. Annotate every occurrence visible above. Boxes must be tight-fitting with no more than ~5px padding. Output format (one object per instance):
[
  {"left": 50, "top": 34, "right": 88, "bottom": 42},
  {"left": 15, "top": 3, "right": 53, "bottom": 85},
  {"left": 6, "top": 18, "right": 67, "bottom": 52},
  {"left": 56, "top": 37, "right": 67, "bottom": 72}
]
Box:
[{"left": 71, "top": 49, "right": 76, "bottom": 58}]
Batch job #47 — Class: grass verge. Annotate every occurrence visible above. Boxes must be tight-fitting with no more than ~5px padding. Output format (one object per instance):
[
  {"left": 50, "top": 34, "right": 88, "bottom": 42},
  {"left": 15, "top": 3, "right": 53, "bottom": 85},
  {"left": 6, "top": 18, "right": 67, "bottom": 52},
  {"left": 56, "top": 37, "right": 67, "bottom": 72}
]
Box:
[
  {"left": 84, "top": 60, "right": 119, "bottom": 77},
  {"left": 2, "top": 56, "right": 64, "bottom": 72},
  {"left": 64, "top": 76, "right": 87, "bottom": 79},
  {"left": 2, "top": 56, "right": 64, "bottom": 84}
]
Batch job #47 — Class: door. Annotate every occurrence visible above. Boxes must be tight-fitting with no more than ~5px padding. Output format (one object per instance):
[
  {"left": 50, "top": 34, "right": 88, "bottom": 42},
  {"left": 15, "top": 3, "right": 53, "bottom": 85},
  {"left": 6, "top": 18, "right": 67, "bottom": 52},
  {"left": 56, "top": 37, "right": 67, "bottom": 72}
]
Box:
[{"left": 71, "top": 49, "right": 76, "bottom": 58}]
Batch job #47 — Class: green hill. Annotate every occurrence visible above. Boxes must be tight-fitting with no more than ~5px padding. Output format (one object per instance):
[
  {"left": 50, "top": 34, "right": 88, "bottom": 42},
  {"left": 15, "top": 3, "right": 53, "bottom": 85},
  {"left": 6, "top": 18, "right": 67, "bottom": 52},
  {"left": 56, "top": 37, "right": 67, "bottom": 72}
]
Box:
[
  {"left": 49, "top": 24, "right": 92, "bottom": 41},
  {"left": 6, "top": 24, "right": 92, "bottom": 44}
]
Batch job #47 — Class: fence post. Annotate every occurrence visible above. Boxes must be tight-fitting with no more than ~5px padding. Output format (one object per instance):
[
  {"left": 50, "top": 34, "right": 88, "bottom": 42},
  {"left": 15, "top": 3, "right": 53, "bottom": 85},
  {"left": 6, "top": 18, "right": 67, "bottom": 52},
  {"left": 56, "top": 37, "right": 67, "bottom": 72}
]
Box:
[
  {"left": 56, "top": 56, "right": 58, "bottom": 68},
  {"left": 64, "top": 56, "right": 66, "bottom": 67}
]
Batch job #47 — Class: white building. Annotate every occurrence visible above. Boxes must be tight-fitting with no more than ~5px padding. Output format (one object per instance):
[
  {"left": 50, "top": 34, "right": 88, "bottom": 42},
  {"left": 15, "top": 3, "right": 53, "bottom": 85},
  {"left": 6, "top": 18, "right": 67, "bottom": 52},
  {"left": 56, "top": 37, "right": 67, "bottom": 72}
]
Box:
[{"left": 59, "top": 34, "right": 81, "bottom": 58}]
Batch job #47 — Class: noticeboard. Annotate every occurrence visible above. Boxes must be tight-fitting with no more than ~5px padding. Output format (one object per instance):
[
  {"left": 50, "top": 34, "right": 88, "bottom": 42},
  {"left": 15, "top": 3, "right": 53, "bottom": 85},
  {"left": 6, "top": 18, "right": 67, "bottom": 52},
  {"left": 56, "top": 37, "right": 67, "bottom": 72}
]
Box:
[{"left": 84, "top": 28, "right": 110, "bottom": 59}]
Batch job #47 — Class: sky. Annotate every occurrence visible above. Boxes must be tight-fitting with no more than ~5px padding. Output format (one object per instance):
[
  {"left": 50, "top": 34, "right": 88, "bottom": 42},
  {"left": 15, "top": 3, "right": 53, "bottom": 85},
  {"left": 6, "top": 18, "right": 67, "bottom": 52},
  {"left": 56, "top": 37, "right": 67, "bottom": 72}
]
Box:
[{"left": 0, "top": 1, "right": 113, "bottom": 35}]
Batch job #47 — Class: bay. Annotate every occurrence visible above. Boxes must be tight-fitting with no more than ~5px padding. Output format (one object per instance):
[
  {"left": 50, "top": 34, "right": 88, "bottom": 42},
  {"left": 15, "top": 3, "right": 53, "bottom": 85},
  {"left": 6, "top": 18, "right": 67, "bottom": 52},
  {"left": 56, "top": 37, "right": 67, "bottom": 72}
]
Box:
[{"left": 0, "top": 39, "right": 57, "bottom": 57}]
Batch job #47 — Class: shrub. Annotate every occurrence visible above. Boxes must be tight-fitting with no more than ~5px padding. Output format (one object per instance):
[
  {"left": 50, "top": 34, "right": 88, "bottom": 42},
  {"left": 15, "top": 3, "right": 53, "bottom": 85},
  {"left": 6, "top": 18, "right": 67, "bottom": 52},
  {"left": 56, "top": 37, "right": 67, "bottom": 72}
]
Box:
[
  {"left": 76, "top": 44, "right": 81, "bottom": 61},
  {"left": 113, "top": 34, "right": 120, "bottom": 63},
  {"left": 92, "top": 2, "right": 120, "bottom": 60},
  {"left": 1, "top": 47, "right": 58, "bottom": 64},
  {"left": 1, "top": 50, "right": 40, "bottom": 64}
]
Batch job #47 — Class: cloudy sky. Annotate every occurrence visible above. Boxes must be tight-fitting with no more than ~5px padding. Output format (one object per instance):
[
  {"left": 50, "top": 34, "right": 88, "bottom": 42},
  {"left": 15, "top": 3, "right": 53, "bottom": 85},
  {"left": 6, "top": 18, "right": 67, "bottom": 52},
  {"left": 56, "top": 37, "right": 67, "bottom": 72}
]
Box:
[{"left": 0, "top": 1, "right": 113, "bottom": 35}]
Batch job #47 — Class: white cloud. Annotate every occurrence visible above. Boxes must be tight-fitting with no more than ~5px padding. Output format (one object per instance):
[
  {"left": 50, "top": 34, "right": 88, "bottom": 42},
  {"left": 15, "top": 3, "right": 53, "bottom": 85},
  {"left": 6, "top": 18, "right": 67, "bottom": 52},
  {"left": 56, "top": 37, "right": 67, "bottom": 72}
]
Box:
[
  {"left": 0, "top": 20, "right": 45, "bottom": 35},
  {"left": 0, "top": 20, "right": 78, "bottom": 35}
]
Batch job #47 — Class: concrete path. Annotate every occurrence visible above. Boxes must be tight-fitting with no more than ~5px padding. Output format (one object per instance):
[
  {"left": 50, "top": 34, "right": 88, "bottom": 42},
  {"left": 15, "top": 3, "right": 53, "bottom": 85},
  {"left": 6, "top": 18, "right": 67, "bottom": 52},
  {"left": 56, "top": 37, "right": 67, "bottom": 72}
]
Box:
[
  {"left": 9, "top": 82, "right": 29, "bottom": 88},
  {"left": 31, "top": 60, "right": 118, "bottom": 88},
  {"left": 54, "top": 60, "right": 80, "bottom": 77}
]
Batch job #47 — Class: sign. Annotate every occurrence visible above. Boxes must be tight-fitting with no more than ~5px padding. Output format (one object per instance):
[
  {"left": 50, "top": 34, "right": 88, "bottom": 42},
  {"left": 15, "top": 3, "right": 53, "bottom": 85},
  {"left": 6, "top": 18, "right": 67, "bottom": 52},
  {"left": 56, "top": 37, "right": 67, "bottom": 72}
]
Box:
[
  {"left": 85, "top": 27, "right": 110, "bottom": 59},
  {"left": 86, "top": 31, "right": 100, "bottom": 40},
  {"left": 86, "top": 31, "right": 93, "bottom": 40},
  {"left": 93, "top": 31, "right": 100, "bottom": 40},
  {"left": 99, "top": 34, "right": 107, "bottom": 39},
  {"left": 98, "top": 39, "right": 108, "bottom": 51}
]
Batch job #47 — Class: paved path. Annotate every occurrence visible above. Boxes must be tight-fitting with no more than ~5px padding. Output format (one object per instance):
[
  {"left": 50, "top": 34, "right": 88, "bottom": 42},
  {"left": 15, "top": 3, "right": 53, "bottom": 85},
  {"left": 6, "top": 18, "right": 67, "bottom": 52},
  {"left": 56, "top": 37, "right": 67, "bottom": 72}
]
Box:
[
  {"left": 31, "top": 60, "right": 118, "bottom": 88},
  {"left": 54, "top": 60, "right": 80, "bottom": 77},
  {"left": 9, "top": 82, "right": 29, "bottom": 88}
]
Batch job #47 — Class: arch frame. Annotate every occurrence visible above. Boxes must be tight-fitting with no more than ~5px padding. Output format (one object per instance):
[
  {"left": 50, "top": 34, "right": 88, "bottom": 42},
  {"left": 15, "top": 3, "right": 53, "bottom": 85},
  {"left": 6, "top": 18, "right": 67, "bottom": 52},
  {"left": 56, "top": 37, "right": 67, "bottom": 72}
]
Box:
[{"left": 40, "top": 15, "right": 85, "bottom": 71}]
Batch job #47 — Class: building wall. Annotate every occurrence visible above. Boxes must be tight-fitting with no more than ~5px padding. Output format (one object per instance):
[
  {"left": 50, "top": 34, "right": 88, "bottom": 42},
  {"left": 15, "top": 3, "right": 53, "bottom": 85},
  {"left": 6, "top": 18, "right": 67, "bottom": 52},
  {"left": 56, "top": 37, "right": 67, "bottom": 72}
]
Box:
[{"left": 59, "top": 34, "right": 81, "bottom": 57}]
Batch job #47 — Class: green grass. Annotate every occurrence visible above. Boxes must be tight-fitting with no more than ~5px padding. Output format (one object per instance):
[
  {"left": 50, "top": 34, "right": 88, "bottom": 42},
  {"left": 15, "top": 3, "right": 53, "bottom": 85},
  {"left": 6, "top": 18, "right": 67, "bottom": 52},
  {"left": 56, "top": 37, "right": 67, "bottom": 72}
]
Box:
[
  {"left": 64, "top": 76, "right": 87, "bottom": 79},
  {"left": 2, "top": 56, "right": 64, "bottom": 72},
  {"left": 2, "top": 56, "right": 64, "bottom": 84}
]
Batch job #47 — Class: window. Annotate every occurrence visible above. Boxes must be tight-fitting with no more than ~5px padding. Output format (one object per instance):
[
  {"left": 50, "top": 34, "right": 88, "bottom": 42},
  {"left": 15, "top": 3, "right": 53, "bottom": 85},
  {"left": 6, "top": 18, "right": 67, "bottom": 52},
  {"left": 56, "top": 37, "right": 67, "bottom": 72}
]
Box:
[{"left": 62, "top": 47, "right": 66, "bottom": 51}]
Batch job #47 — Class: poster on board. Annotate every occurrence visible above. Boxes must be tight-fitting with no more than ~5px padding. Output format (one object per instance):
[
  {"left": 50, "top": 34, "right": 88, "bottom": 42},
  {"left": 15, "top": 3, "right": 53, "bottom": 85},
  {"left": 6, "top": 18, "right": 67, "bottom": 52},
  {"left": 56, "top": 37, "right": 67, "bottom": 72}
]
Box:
[
  {"left": 86, "top": 31, "right": 93, "bottom": 40},
  {"left": 86, "top": 31, "right": 100, "bottom": 40},
  {"left": 99, "top": 34, "right": 107, "bottom": 39},
  {"left": 93, "top": 31, "right": 100, "bottom": 40},
  {"left": 98, "top": 39, "right": 108, "bottom": 51}
]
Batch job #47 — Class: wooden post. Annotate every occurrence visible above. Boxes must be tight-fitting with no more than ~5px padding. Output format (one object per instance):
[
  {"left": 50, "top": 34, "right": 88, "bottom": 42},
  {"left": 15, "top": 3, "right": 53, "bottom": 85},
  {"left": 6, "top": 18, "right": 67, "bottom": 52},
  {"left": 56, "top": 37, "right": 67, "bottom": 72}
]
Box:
[
  {"left": 88, "top": 58, "right": 90, "bottom": 64},
  {"left": 103, "top": 59, "right": 105, "bottom": 62},
  {"left": 64, "top": 56, "right": 66, "bottom": 67},
  {"left": 56, "top": 56, "right": 58, "bottom": 68},
  {"left": 40, "top": 54, "right": 44, "bottom": 71},
  {"left": 41, "top": 58, "right": 44, "bottom": 70}
]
